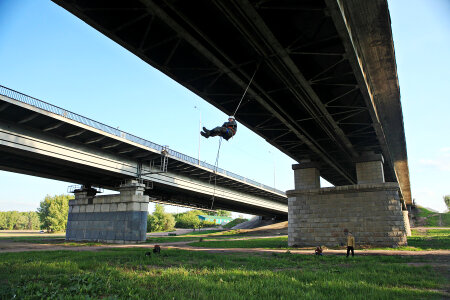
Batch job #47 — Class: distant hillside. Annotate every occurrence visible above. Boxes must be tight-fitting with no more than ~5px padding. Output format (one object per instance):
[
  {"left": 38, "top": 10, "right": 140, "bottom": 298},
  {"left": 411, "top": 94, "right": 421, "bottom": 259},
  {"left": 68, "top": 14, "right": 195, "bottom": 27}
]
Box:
[
  {"left": 223, "top": 218, "right": 248, "bottom": 229},
  {"left": 412, "top": 206, "right": 449, "bottom": 227}
]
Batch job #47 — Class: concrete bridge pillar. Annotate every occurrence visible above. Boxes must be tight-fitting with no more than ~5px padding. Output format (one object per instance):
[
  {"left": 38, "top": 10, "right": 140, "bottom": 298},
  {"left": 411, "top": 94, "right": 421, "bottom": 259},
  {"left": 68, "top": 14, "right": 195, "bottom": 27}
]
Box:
[
  {"left": 355, "top": 153, "right": 385, "bottom": 184},
  {"left": 293, "top": 160, "right": 320, "bottom": 189},
  {"left": 66, "top": 180, "right": 149, "bottom": 243},
  {"left": 288, "top": 155, "right": 409, "bottom": 247}
]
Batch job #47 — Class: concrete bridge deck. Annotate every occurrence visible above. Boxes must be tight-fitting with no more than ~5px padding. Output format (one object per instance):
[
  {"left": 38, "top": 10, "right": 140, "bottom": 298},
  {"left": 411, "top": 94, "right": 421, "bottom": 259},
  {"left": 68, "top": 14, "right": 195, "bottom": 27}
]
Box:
[
  {"left": 51, "top": 0, "right": 411, "bottom": 205},
  {"left": 0, "top": 85, "right": 287, "bottom": 217}
]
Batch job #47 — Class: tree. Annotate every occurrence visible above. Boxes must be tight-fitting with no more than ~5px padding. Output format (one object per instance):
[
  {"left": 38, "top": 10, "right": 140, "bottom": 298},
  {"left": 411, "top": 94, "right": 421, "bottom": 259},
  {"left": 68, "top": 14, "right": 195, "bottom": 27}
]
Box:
[
  {"left": 215, "top": 210, "right": 232, "bottom": 217},
  {"left": 444, "top": 195, "right": 450, "bottom": 210},
  {"left": 0, "top": 211, "right": 41, "bottom": 230},
  {"left": 15, "top": 213, "right": 28, "bottom": 230},
  {"left": 147, "top": 204, "right": 175, "bottom": 232},
  {"left": 7, "top": 211, "right": 20, "bottom": 230},
  {"left": 174, "top": 210, "right": 201, "bottom": 229},
  {"left": 24, "top": 212, "right": 41, "bottom": 230},
  {"left": 199, "top": 209, "right": 231, "bottom": 217},
  {"left": 37, "top": 194, "right": 71, "bottom": 232},
  {"left": 0, "top": 212, "right": 8, "bottom": 230}
]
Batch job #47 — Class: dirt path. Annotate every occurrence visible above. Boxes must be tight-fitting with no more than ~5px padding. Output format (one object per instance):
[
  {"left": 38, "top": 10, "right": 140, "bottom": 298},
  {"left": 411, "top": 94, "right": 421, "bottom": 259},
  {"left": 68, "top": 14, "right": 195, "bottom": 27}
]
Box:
[{"left": 1, "top": 239, "right": 449, "bottom": 257}]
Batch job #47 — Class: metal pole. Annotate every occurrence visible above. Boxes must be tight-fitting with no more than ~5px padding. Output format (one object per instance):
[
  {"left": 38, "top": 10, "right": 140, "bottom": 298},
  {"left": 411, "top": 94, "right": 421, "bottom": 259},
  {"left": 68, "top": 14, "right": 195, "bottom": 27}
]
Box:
[
  {"left": 269, "top": 150, "right": 276, "bottom": 188},
  {"left": 198, "top": 110, "right": 201, "bottom": 164},
  {"left": 195, "top": 106, "right": 201, "bottom": 164}
]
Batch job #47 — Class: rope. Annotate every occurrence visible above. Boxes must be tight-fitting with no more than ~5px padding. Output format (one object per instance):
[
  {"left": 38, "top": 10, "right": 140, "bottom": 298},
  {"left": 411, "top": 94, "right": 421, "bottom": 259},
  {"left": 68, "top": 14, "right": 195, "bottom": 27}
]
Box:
[
  {"left": 208, "top": 63, "right": 260, "bottom": 210},
  {"left": 232, "top": 64, "right": 260, "bottom": 117},
  {"left": 209, "top": 137, "right": 223, "bottom": 210}
]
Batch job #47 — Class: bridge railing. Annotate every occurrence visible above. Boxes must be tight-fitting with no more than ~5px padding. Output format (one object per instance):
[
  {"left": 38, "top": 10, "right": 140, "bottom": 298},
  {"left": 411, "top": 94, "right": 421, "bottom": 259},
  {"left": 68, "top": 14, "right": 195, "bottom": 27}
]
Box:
[{"left": 0, "top": 85, "right": 285, "bottom": 195}]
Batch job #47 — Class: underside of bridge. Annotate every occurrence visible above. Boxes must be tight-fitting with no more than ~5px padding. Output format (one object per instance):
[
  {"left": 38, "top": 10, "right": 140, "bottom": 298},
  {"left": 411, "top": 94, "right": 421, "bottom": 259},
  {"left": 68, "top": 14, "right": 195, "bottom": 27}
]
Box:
[{"left": 52, "top": 0, "right": 411, "bottom": 206}]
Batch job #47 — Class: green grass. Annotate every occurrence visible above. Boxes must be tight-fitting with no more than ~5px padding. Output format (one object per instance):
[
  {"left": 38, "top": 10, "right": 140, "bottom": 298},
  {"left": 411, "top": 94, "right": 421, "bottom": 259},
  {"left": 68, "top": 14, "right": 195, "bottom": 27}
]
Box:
[
  {"left": 424, "top": 215, "right": 440, "bottom": 227},
  {"left": 189, "top": 229, "right": 450, "bottom": 251},
  {"left": 416, "top": 206, "right": 436, "bottom": 218},
  {"left": 442, "top": 213, "right": 450, "bottom": 227},
  {"left": 223, "top": 218, "right": 248, "bottom": 229},
  {"left": 0, "top": 236, "right": 66, "bottom": 243},
  {"left": 0, "top": 248, "right": 447, "bottom": 299},
  {"left": 178, "top": 230, "right": 223, "bottom": 236},
  {"left": 145, "top": 234, "right": 260, "bottom": 244},
  {"left": 190, "top": 237, "right": 289, "bottom": 249},
  {"left": 414, "top": 206, "right": 450, "bottom": 227},
  {"left": 404, "top": 229, "right": 450, "bottom": 250}
]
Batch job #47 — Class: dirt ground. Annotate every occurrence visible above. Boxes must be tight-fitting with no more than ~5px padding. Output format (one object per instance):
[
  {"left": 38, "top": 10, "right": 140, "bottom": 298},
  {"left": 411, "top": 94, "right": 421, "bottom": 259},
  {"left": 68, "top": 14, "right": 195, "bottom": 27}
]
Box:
[{"left": 1, "top": 238, "right": 449, "bottom": 258}]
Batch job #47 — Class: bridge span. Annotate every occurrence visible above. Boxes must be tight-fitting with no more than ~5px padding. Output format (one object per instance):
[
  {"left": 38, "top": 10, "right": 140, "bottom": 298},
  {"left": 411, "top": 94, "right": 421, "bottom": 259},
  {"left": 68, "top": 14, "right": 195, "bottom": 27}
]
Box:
[
  {"left": 0, "top": 85, "right": 287, "bottom": 222},
  {"left": 51, "top": 0, "right": 411, "bottom": 206},
  {"left": 10, "top": 0, "right": 412, "bottom": 245}
]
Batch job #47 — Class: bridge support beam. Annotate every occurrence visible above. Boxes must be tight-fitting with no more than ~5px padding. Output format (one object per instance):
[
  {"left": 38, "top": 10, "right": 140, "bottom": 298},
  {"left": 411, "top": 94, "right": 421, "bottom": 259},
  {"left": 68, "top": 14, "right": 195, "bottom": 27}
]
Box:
[
  {"left": 288, "top": 156, "right": 409, "bottom": 247},
  {"left": 66, "top": 180, "right": 149, "bottom": 243}
]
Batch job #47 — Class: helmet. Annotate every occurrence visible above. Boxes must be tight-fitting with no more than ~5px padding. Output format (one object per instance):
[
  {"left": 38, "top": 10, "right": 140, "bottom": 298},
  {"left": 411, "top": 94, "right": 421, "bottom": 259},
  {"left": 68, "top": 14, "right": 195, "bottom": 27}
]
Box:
[{"left": 228, "top": 116, "right": 235, "bottom": 121}]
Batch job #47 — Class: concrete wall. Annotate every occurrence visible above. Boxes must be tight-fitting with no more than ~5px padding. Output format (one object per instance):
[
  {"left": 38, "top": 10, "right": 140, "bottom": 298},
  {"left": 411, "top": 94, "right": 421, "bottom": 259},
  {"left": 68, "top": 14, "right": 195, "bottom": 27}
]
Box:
[
  {"left": 356, "top": 161, "right": 385, "bottom": 184},
  {"left": 66, "top": 181, "right": 149, "bottom": 243},
  {"left": 287, "top": 183, "right": 408, "bottom": 247}
]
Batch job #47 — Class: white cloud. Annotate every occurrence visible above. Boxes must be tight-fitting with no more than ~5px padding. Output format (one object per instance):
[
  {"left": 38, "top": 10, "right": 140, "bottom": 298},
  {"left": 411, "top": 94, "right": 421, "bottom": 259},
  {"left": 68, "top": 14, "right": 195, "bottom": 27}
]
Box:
[
  {"left": 439, "top": 147, "right": 450, "bottom": 153},
  {"left": 413, "top": 189, "right": 448, "bottom": 213},
  {"left": 419, "top": 149, "right": 450, "bottom": 171}
]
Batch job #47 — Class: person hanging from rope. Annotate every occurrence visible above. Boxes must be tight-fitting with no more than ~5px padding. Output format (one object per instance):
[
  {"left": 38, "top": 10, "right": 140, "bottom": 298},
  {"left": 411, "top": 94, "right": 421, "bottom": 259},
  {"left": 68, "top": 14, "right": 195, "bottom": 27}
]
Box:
[{"left": 200, "top": 116, "right": 237, "bottom": 141}]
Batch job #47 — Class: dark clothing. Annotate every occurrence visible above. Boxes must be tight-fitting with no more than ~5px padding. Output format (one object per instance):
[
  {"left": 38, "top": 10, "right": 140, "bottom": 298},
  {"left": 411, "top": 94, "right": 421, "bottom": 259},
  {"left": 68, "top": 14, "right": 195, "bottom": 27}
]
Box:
[
  {"left": 315, "top": 247, "right": 323, "bottom": 256},
  {"left": 202, "top": 120, "right": 237, "bottom": 140},
  {"left": 222, "top": 120, "right": 237, "bottom": 134},
  {"left": 346, "top": 246, "right": 354, "bottom": 257}
]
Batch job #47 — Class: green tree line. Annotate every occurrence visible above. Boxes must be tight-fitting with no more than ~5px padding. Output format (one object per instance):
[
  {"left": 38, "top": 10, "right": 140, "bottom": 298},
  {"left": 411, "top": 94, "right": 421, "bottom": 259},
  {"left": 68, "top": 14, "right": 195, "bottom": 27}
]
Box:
[
  {"left": 0, "top": 194, "right": 71, "bottom": 232},
  {"left": 2, "top": 194, "right": 233, "bottom": 233},
  {"left": 0, "top": 211, "right": 40, "bottom": 230},
  {"left": 147, "top": 205, "right": 232, "bottom": 232}
]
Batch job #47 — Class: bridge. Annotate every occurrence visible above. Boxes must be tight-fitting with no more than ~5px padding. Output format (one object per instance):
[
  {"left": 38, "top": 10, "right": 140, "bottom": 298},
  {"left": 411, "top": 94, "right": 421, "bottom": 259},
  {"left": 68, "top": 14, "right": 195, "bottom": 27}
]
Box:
[
  {"left": 51, "top": 0, "right": 411, "bottom": 207},
  {"left": 0, "top": 85, "right": 287, "bottom": 241},
  {"left": 11, "top": 0, "right": 411, "bottom": 246}
]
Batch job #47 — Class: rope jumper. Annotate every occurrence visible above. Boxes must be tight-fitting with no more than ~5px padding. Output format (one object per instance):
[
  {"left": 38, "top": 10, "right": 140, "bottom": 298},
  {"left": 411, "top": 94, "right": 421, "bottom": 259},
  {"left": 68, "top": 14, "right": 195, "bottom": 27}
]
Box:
[{"left": 209, "top": 64, "right": 259, "bottom": 210}]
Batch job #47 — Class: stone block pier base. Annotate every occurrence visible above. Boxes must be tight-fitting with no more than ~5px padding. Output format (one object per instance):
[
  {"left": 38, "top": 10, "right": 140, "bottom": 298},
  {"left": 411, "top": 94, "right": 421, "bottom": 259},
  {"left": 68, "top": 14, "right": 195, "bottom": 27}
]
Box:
[
  {"left": 66, "top": 180, "right": 149, "bottom": 243},
  {"left": 288, "top": 155, "right": 410, "bottom": 248}
]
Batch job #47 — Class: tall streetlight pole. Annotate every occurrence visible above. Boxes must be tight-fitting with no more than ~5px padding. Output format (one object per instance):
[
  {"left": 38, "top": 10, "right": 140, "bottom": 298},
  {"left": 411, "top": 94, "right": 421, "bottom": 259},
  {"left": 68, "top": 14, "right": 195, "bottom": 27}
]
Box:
[
  {"left": 194, "top": 106, "right": 201, "bottom": 164},
  {"left": 268, "top": 150, "right": 276, "bottom": 188}
]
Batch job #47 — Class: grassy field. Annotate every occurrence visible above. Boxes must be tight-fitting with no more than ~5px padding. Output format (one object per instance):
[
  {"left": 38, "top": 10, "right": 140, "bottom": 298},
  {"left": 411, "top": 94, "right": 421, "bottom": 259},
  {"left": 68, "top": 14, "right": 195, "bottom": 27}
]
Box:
[
  {"left": 189, "top": 229, "right": 450, "bottom": 251},
  {"left": 414, "top": 206, "right": 450, "bottom": 227},
  {"left": 0, "top": 248, "right": 447, "bottom": 299}
]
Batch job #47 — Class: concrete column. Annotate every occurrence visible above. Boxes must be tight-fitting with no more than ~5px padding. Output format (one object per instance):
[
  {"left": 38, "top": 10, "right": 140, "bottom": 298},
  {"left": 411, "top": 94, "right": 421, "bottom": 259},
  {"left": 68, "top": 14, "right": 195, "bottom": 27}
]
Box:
[
  {"left": 292, "top": 160, "right": 320, "bottom": 189},
  {"left": 288, "top": 183, "right": 408, "bottom": 247},
  {"left": 403, "top": 210, "right": 412, "bottom": 236},
  {"left": 66, "top": 180, "right": 149, "bottom": 243},
  {"left": 355, "top": 153, "right": 385, "bottom": 184},
  {"left": 288, "top": 154, "right": 408, "bottom": 247}
]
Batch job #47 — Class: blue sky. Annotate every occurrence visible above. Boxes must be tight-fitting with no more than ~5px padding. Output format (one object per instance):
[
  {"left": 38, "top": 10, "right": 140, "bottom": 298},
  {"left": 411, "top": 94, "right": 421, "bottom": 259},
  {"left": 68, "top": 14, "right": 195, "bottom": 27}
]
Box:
[{"left": 0, "top": 0, "right": 448, "bottom": 214}]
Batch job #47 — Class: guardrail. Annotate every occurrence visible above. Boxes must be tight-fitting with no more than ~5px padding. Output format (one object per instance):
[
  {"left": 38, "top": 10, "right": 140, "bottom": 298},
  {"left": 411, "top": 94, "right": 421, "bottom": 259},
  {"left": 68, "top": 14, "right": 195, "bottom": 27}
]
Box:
[{"left": 0, "top": 85, "right": 285, "bottom": 195}]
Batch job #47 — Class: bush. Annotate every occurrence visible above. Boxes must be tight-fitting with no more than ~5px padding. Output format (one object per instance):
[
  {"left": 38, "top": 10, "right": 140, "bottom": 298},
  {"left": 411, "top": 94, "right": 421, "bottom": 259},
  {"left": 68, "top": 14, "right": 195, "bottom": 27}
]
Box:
[
  {"left": 174, "top": 211, "right": 201, "bottom": 229},
  {"left": 147, "top": 204, "right": 175, "bottom": 232}
]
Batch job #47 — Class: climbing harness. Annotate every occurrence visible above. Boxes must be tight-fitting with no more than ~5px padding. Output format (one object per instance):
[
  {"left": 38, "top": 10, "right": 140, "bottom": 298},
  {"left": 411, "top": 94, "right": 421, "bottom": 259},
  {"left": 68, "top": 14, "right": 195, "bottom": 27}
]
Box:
[{"left": 208, "top": 64, "right": 259, "bottom": 210}]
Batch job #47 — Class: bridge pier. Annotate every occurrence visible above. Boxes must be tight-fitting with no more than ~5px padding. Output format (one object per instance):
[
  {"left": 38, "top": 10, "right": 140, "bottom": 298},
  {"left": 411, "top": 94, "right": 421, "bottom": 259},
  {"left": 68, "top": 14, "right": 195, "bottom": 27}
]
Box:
[
  {"left": 288, "top": 155, "right": 410, "bottom": 247},
  {"left": 66, "top": 180, "right": 149, "bottom": 243}
]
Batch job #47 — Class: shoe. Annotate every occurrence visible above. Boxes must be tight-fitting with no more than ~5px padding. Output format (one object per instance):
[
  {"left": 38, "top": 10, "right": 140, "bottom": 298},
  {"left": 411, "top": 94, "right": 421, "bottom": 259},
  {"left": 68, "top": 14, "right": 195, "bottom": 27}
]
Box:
[
  {"left": 202, "top": 127, "right": 210, "bottom": 133},
  {"left": 200, "top": 131, "right": 209, "bottom": 138}
]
